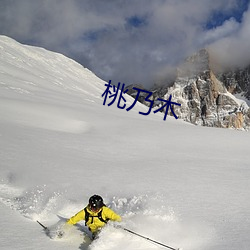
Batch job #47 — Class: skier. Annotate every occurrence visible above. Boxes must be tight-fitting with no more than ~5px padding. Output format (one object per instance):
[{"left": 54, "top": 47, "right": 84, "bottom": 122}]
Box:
[{"left": 66, "top": 194, "right": 121, "bottom": 239}]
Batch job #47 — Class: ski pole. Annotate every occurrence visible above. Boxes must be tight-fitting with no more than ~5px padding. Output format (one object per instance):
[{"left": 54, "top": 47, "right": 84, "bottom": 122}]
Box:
[
  {"left": 37, "top": 220, "right": 48, "bottom": 231},
  {"left": 122, "top": 227, "right": 180, "bottom": 250}
]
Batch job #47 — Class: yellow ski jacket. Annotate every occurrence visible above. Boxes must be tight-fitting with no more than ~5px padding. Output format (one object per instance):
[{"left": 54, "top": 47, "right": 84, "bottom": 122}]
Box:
[{"left": 67, "top": 206, "right": 121, "bottom": 233}]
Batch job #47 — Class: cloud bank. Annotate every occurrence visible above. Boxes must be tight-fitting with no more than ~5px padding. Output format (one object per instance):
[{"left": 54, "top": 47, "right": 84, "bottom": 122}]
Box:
[{"left": 0, "top": 0, "right": 249, "bottom": 87}]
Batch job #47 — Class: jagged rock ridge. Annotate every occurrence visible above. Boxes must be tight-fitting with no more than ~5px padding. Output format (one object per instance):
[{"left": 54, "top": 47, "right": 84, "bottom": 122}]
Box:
[
  {"left": 168, "top": 49, "right": 250, "bottom": 129},
  {"left": 128, "top": 49, "right": 250, "bottom": 130},
  {"left": 217, "top": 66, "right": 250, "bottom": 100}
]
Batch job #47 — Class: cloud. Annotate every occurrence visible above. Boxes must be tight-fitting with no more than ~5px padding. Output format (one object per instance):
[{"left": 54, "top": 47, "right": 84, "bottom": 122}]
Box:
[
  {"left": 0, "top": 0, "right": 249, "bottom": 87},
  {"left": 200, "top": 18, "right": 240, "bottom": 45},
  {"left": 209, "top": 4, "right": 250, "bottom": 69}
]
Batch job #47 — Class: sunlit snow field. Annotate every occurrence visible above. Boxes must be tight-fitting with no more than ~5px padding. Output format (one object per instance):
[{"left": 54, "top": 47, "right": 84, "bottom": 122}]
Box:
[{"left": 0, "top": 36, "right": 249, "bottom": 250}]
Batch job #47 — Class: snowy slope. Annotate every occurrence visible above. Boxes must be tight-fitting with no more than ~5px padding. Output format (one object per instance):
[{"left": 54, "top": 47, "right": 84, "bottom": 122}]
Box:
[{"left": 0, "top": 36, "right": 250, "bottom": 250}]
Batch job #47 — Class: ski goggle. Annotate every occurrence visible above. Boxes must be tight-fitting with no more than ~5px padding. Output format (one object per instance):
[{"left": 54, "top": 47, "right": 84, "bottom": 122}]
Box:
[{"left": 90, "top": 204, "right": 101, "bottom": 211}]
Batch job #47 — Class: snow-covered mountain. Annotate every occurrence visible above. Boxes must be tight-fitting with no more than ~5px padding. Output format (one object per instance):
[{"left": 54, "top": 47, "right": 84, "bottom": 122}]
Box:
[
  {"left": 217, "top": 65, "right": 250, "bottom": 101},
  {"left": 169, "top": 49, "right": 250, "bottom": 129},
  {"left": 0, "top": 36, "right": 250, "bottom": 250},
  {"left": 131, "top": 49, "right": 250, "bottom": 130}
]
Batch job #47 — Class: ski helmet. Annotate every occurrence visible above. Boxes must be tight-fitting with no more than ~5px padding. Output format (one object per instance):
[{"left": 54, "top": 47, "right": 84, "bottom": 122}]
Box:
[{"left": 89, "top": 195, "right": 104, "bottom": 210}]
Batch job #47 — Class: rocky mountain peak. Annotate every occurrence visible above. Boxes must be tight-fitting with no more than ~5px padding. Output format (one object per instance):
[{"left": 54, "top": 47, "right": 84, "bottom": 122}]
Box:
[
  {"left": 177, "top": 48, "right": 210, "bottom": 78},
  {"left": 217, "top": 66, "right": 250, "bottom": 100},
  {"left": 128, "top": 48, "right": 250, "bottom": 130},
  {"left": 168, "top": 49, "right": 250, "bottom": 129}
]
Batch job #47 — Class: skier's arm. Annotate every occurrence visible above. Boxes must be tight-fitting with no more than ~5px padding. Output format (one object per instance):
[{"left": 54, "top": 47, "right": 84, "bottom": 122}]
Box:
[
  {"left": 104, "top": 207, "right": 122, "bottom": 222},
  {"left": 67, "top": 209, "right": 85, "bottom": 225}
]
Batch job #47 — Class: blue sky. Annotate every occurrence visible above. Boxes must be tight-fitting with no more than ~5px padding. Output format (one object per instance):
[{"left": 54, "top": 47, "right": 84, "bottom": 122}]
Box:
[
  {"left": 205, "top": 0, "right": 249, "bottom": 28},
  {"left": 0, "top": 0, "right": 249, "bottom": 87}
]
